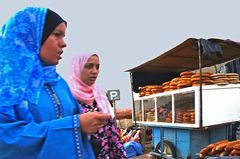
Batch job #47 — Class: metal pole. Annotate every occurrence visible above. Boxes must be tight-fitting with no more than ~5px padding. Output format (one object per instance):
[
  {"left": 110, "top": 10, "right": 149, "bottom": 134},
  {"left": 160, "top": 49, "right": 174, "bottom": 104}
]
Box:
[
  {"left": 129, "top": 73, "right": 137, "bottom": 127},
  {"left": 198, "top": 39, "right": 203, "bottom": 127},
  {"left": 112, "top": 100, "right": 118, "bottom": 126},
  {"left": 160, "top": 127, "right": 164, "bottom": 157}
]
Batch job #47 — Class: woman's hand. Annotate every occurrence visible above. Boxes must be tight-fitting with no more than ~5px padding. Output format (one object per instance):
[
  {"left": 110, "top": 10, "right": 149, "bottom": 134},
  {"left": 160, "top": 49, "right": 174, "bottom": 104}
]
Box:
[{"left": 79, "top": 112, "right": 112, "bottom": 134}]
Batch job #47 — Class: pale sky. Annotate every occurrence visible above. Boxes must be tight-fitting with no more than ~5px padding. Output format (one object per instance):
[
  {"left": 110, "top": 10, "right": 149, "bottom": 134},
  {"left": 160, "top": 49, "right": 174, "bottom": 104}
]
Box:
[{"left": 1, "top": 0, "right": 240, "bottom": 109}]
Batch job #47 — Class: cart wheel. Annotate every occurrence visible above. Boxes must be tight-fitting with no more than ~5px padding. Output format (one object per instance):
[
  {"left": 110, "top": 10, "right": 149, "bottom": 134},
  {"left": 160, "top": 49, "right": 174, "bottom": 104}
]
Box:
[{"left": 154, "top": 140, "right": 177, "bottom": 159}]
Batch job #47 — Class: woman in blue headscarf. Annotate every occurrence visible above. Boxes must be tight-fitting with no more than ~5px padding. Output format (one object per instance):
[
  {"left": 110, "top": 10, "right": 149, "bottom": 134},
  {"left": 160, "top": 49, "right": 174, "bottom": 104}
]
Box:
[{"left": 0, "top": 7, "right": 111, "bottom": 159}]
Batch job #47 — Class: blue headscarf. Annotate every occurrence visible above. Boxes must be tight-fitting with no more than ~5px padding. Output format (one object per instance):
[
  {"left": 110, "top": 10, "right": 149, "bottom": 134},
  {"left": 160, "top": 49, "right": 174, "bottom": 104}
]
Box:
[{"left": 0, "top": 7, "right": 61, "bottom": 111}]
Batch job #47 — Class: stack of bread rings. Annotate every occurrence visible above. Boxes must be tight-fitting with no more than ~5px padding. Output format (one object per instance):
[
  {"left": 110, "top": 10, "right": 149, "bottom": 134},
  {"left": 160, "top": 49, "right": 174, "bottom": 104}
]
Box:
[
  {"left": 165, "top": 112, "right": 172, "bottom": 123},
  {"left": 136, "top": 113, "right": 142, "bottom": 121},
  {"left": 145, "top": 110, "right": 155, "bottom": 122},
  {"left": 138, "top": 71, "right": 240, "bottom": 97},
  {"left": 162, "top": 81, "right": 171, "bottom": 92},
  {"left": 169, "top": 77, "right": 180, "bottom": 90},
  {"left": 210, "top": 73, "right": 240, "bottom": 85},
  {"left": 190, "top": 110, "right": 195, "bottom": 124},
  {"left": 175, "top": 111, "right": 184, "bottom": 123},
  {"left": 139, "top": 85, "right": 162, "bottom": 97},
  {"left": 226, "top": 73, "right": 240, "bottom": 84},
  {"left": 210, "top": 73, "right": 229, "bottom": 85},
  {"left": 175, "top": 109, "right": 195, "bottom": 124},
  {"left": 191, "top": 72, "right": 213, "bottom": 86},
  {"left": 177, "top": 71, "right": 194, "bottom": 89}
]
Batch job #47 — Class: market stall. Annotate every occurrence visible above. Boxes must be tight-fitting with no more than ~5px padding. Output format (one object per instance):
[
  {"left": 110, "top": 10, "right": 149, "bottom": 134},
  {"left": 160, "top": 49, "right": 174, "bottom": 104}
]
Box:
[{"left": 127, "top": 38, "right": 240, "bottom": 159}]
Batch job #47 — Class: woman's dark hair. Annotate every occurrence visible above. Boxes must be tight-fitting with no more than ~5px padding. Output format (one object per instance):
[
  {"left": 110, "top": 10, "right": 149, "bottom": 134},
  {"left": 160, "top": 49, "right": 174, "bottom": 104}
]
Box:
[{"left": 41, "top": 9, "right": 67, "bottom": 45}]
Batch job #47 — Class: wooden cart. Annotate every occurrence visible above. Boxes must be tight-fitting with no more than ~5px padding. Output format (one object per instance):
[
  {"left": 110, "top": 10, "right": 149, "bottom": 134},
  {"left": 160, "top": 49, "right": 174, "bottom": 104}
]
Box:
[{"left": 127, "top": 38, "right": 240, "bottom": 159}]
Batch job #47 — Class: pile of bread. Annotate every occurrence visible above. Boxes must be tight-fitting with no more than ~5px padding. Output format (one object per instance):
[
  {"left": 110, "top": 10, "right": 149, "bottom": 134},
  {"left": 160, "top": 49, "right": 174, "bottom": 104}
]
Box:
[
  {"left": 136, "top": 112, "right": 143, "bottom": 121},
  {"left": 210, "top": 73, "right": 240, "bottom": 85},
  {"left": 138, "top": 71, "right": 240, "bottom": 97},
  {"left": 145, "top": 109, "right": 155, "bottom": 122},
  {"left": 139, "top": 85, "right": 162, "bottom": 97},
  {"left": 162, "top": 109, "right": 195, "bottom": 124},
  {"left": 175, "top": 109, "right": 195, "bottom": 124},
  {"left": 137, "top": 108, "right": 196, "bottom": 124},
  {"left": 164, "top": 112, "right": 172, "bottom": 123},
  {"left": 199, "top": 139, "right": 240, "bottom": 158}
]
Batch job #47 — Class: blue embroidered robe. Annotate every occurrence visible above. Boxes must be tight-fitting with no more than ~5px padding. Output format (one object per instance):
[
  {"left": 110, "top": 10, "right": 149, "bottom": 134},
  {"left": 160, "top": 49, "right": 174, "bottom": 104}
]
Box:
[{"left": 0, "top": 79, "right": 95, "bottom": 159}]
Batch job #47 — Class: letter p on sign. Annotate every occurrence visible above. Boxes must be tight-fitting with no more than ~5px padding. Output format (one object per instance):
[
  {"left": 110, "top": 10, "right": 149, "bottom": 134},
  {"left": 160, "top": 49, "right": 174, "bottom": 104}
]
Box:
[{"left": 107, "top": 90, "right": 120, "bottom": 101}]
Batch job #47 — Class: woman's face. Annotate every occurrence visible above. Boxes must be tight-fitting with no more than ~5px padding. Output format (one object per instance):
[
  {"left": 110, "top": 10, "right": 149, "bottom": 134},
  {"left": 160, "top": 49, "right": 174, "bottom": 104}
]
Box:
[
  {"left": 81, "top": 55, "right": 100, "bottom": 86},
  {"left": 40, "top": 22, "right": 67, "bottom": 65}
]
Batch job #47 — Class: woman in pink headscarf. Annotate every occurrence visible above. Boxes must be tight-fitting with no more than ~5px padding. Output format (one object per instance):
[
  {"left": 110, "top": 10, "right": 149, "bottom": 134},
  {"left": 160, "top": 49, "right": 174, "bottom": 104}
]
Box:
[{"left": 68, "top": 53, "right": 126, "bottom": 159}]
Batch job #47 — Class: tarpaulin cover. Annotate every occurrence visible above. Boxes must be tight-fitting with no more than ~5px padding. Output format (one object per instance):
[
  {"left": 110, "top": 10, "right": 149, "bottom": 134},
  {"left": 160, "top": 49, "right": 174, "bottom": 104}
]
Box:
[{"left": 127, "top": 38, "right": 240, "bottom": 92}]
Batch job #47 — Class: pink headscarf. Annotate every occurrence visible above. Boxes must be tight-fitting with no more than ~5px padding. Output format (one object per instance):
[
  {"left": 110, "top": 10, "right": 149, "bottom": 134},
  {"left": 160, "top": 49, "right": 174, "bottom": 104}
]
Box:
[{"left": 67, "top": 54, "right": 114, "bottom": 117}]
